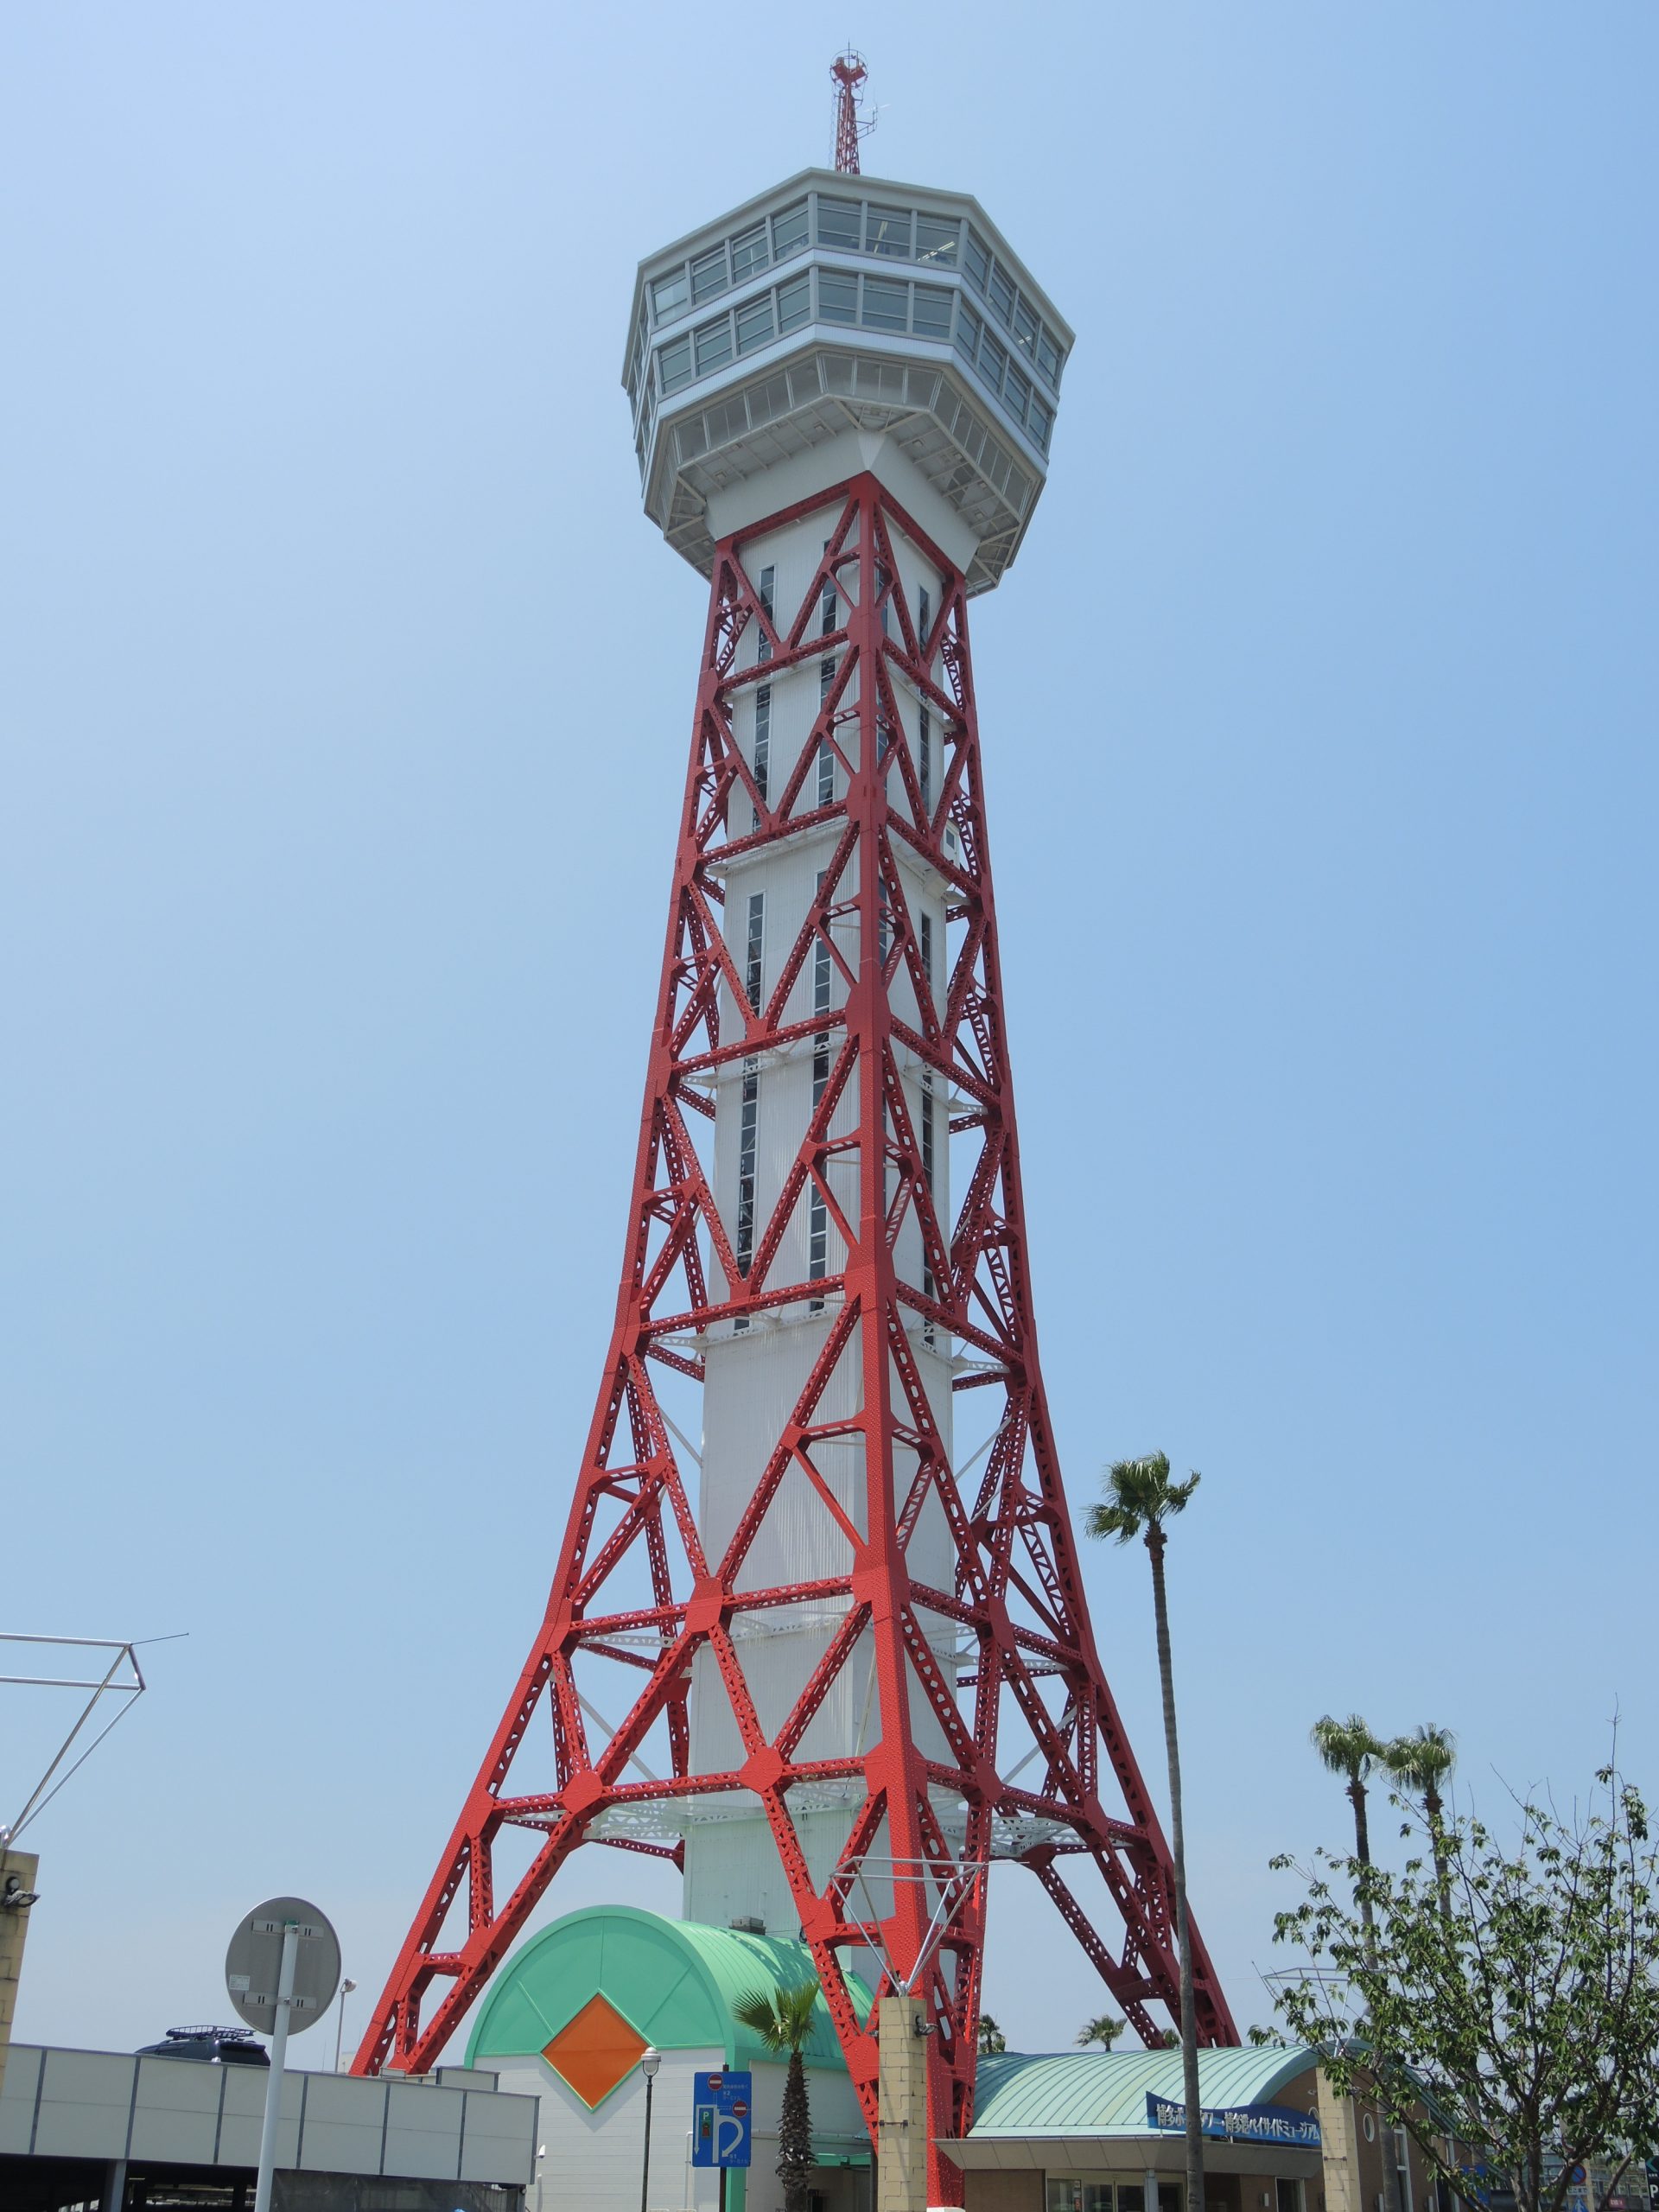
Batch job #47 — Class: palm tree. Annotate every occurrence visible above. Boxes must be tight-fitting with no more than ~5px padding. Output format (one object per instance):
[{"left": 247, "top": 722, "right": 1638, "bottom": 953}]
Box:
[
  {"left": 1087, "top": 1452, "right": 1205, "bottom": 2212},
  {"left": 977, "top": 2015, "right": 1007, "bottom": 2055},
  {"left": 733, "top": 1979, "right": 820, "bottom": 2212},
  {"left": 1077, "top": 2014, "right": 1126, "bottom": 2050},
  {"left": 1383, "top": 1724, "right": 1456, "bottom": 1915},
  {"left": 1309, "top": 1713, "right": 1385, "bottom": 1934}
]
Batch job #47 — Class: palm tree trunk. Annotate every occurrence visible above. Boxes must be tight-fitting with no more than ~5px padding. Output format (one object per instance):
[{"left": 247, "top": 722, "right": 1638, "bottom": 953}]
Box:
[
  {"left": 779, "top": 2046, "right": 811, "bottom": 2212},
  {"left": 1348, "top": 1777, "right": 1399, "bottom": 2212},
  {"left": 1147, "top": 1529, "right": 1205, "bottom": 2212},
  {"left": 1425, "top": 1782, "right": 1452, "bottom": 1920}
]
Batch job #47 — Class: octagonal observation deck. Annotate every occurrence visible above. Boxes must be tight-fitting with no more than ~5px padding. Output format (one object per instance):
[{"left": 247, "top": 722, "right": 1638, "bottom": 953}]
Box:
[{"left": 622, "top": 168, "right": 1074, "bottom": 594}]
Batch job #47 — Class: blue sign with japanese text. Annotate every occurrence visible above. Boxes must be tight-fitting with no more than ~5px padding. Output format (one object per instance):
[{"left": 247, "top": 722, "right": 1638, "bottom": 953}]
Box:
[
  {"left": 1146, "top": 2094, "right": 1321, "bottom": 2149},
  {"left": 693, "top": 2070, "right": 753, "bottom": 2169}
]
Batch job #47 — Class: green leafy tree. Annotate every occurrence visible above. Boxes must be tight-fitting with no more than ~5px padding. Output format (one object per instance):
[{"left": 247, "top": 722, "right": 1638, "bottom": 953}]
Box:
[
  {"left": 976, "top": 2014, "right": 1007, "bottom": 2055},
  {"left": 733, "top": 1979, "right": 821, "bottom": 2212},
  {"left": 1087, "top": 1451, "right": 1205, "bottom": 2212},
  {"left": 1077, "top": 2013, "right": 1127, "bottom": 2050},
  {"left": 1384, "top": 1724, "right": 1457, "bottom": 1914},
  {"left": 1270, "top": 1766, "right": 1659, "bottom": 2212}
]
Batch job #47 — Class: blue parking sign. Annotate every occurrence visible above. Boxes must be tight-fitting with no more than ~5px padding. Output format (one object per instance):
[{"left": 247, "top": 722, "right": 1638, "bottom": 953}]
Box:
[{"left": 692, "top": 2069, "right": 753, "bottom": 2169}]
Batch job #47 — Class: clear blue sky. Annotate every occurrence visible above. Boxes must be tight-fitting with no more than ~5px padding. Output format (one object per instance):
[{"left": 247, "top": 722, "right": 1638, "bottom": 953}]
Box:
[{"left": 3, "top": 3, "right": 1655, "bottom": 2062}]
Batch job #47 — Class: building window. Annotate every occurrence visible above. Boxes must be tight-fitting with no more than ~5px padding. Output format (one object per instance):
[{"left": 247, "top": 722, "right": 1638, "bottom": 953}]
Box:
[
  {"left": 745, "top": 890, "right": 765, "bottom": 1014},
  {"left": 862, "top": 276, "right": 908, "bottom": 332},
  {"left": 912, "top": 284, "right": 952, "bottom": 341},
  {"left": 752, "top": 684, "right": 771, "bottom": 829},
  {"left": 736, "top": 296, "right": 775, "bottom": 356},
  {"left": 777, "top": 273, "right": 810, "bottom": 334},
  {"left": 963, "top": 227, "right": 990, "bottom": 295},
  {"left": 877, "top": 560, "right": 892, "bottom": 638},
  {"left": 816, "top": 195, "right": 861, "bottom": 251},
  {"left": 915, "top": 214, "right": 958, "bottom": 269},
  {"left": 865, "top": 202, "right": 912, "bottom": 257},
  {"left": 695, "top": 316, "right": 734, "bottom": 375},
  {"left": 918, "top": 585, "right": 931, "bottom": 651},
  {"left": 954, "top": 299, "right": 982, "bottom": 363},
  {"left": 817, "top": 735, "right": 835, "bottom": 807},
  {"left": 734, "top": 1058, "right": 760, "bottom": 1317},
  {"left": 731, "top": 222, "right": 769, "bottom": 285},
  {"left": 817, "top": 269, "right": 857, "bottom": 323},
  {"left": 919, "top": 912, "right": 933, "bottom": 1011},
  {"left": 979, "top": 329, "right": 1007, "bottom": 394},
  {"left": 658, "top": 335, "right": 693, "bottom": 395},
  {"left": 652, "top": 268, "right": 689, "bottom": 322},
  {"left": 918, "top": 702, "right": 932, "bottom": 817},
  {"left": 988, "top": 259, "right": 1016, "bottom": 327},
  {"left": 820, "top": 550, "right": 837, "bottom": 637},
  {"left": 756, "top": 566, "right": 774, "bottom": 663},
  {"left": 878, "top": 878, "right": 891, "bottom": 966},
  {"left": 690, "top": 245, "right": 727, "bottom": 304},
  {"left": 772, "top": 199, "right": 810, "bottom": 260}
]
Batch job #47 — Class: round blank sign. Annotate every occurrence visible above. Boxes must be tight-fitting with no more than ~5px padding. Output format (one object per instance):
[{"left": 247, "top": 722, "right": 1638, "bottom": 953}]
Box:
[{"left": 224, "top": 1896, "right": 340, "bottom": 2036}]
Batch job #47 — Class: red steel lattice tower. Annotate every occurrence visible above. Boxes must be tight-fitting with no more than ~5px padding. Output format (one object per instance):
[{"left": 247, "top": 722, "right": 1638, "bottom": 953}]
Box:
[{"left": 356, "top": 156, "right": 1237, "bottom": 2200}]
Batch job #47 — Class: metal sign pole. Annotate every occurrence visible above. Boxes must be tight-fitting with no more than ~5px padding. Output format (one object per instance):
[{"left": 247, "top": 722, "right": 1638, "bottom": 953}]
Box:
[{"left": 251, "top": 1919, "right": 298, "bottom": 2212}]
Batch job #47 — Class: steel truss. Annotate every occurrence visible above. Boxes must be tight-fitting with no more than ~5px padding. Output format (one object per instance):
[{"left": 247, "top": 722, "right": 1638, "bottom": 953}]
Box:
[{"left": 354, "top": 475, "right": 1236, "bottom": 2199}]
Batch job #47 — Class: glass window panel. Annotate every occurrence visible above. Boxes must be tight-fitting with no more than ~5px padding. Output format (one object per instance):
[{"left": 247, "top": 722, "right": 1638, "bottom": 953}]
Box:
[
  {"left": 963, "top": 226, "right": 990, "bottom": 293},
  {"left": 1046, "top": 2186, "right": 1082, "bottom": 2212},
  {"left": 1028, "top": 395, "right": 1053, "bottom": 449},
  {"left": 736, "top": 297, "right": 775, "bottom": 354},
  {"left": 731, "top": 222, "right": 769, "bottom": 284},
  {"left": 979, "top": 330, "right": 1007, "bottom": 391},
  {"left": 777, "top": 274, "right": 811, "bottom": 334},
  {"left": 818, "top": 270, "right": 858, "bottom": 324},
  {"left": 658, "top": 336, "right": 693, "bottom": 394},
  {"left": 690, "top": 245, "right": 727, "bottom": 304},
  {"left": 695, "top": 316, "right": 734, "bottom": 373},
  {"left": 1083, "top": 2188, "right": 1115, "bottom": 2212},
  {"left": 652, "top": 269, "right": 690, "bottom": 321},
  {"left": 988, "top": 260, "right": 1016, "bottom": 326},
  {"left": 912, "top": 284, "right": 952, "bottom": 340},
  {"left": 772, "top": 199, "right": 810, "bottom": 259},
  {"left": 1014, "top": 300, "right": 1039, "bottom": 357},
  {"left": 1036, "top": 327, "right": 1062, "bottom": 385},
  {"left": 954, "top": 300, "right": 982, "bottom": 358},
  {"left": 817, "top": 195, "right": 861, "bottom": 251},
  {"left": 1006, "top": 364, "right": 1032, "bottom": 422},
  {"left": 915, "top": 214, "right": 959, "bottom": 269},
  {"left": 865, "top": 202, "right": 912, "bottom": 257},
  {"left": 861, "top": 276, "right": 908, "bottom": 332}
]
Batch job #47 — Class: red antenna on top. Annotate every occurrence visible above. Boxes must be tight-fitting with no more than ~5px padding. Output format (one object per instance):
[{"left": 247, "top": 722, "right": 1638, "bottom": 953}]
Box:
[{"left": 831, "top": 48, "right": 873, "bottom": 174}]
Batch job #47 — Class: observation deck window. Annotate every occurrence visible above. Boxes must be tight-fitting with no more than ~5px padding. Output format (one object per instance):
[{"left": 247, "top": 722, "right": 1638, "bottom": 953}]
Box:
[
  {"left": 865, "top": 203, "right": 912, "bottom": 257},
  {"left": 652, "top": 269, "right": 689, "bottom": 321},
  {"left": 736, "top": 296, "right": 776, "bottom": 356},
  {"left": 862, "top": 276, "right": 908, "bottom": 332},
  {"left": 817, "top": 196, "right": 861, "bottom": 251},
  {"left": 690, "top": 245, "right": 728, "bottom": 305},
  {"left": 987, "top": 261, "right": 1016, "bottom": 328},
  {"left": 658, "top": 334, "right": 693, "bottom": 395},
  {"left": 817, "top": 270, "right": 857, "bottom": 324},
  {"left": 695, "top": 317, "right": 734, "bottom": 375},
  {"left": 772, "top": 199, "right": 810, "bottom": 260},
  {"left": 778, "top": 274, "right": 811, "bottom": 334},
  {"left": 915, "top": 214, "right": 959, "bottom": 270},
  {"left": 731, "top": 222, "right": 770, "bottom": 284},
  {"left": 912, "top": 283, "right": 952, "bottom": 341},
  {"left": 963, "top": 227, "right": 990, "bottom": 294}
]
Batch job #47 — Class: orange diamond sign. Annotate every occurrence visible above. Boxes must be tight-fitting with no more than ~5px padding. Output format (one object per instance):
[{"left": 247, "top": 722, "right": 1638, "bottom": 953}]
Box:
[{"left": 542, "top": 1993, "right": 648, "bottom": 2108}]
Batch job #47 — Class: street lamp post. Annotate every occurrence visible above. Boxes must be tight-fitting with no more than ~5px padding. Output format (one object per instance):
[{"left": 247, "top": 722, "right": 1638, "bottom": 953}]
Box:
[
  {"left": 639, "top": 2045, "right": 661, "bottom": 2212},
  {"left": 333, "top": 1977, "right": 358, "bottom": 2073}
]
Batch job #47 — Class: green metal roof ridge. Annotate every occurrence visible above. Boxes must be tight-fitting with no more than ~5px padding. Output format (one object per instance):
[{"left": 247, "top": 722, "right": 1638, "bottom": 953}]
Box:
[
  {"left": 966, "top": 2046, "right": 1320, "bottom": 2139},
  {"left": 465, "top": 1904, "right": 872, "bottom": 2074}
]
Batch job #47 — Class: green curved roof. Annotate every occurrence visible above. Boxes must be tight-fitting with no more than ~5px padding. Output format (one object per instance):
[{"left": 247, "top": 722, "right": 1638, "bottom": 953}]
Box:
[
  {"left": 465, "top": 1904, "right": 872, "bottom": 2074},
  {"left": 968, "top": 2046, "right": 1318, "bottom": 2138}
]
